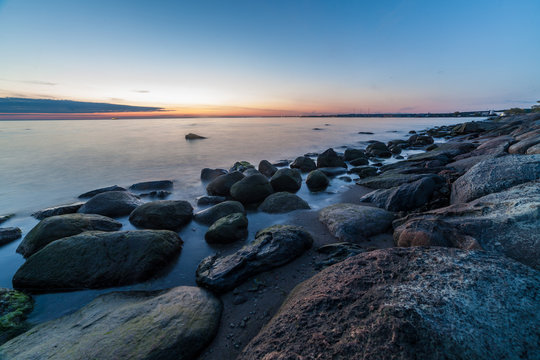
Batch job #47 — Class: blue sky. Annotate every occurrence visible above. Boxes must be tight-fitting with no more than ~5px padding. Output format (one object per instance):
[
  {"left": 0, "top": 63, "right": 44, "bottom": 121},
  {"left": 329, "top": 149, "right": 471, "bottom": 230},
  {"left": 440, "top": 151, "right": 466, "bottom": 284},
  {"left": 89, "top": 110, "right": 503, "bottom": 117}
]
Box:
[{"left": 0, "top": 0, "right": 539, "bottom": 116}]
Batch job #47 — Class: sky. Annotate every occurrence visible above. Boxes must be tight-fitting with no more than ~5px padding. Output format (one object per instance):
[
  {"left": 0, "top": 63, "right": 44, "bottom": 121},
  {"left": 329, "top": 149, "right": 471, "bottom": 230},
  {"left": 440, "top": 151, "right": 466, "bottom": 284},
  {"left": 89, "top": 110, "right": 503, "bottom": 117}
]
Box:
[{"left": 0, "top": 0, "right": 539, "bottom": 118}]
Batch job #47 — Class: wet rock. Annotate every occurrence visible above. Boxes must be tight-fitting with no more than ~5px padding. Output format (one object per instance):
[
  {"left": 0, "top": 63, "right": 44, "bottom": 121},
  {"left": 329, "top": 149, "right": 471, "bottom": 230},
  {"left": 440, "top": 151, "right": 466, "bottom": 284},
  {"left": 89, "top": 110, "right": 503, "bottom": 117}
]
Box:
[
  {"left": 206, "top": 171, "right": 245, "bottom": 196},
  {"left": 32, "top": 203, "right": 85, "bottom": 220},
  {"left": 230, "top": 161, "right": 255, "bottom": 173},
  {"left": 356, "top": 172, "right": 435, "bottom": 189},
  {"left": 343, "top": 148, "right": 366, "bottom": 161},
  {"left": 78, "top": 185, "right": 126, "bottom": 199},
  {"left": 407, "top": 142, "right": 476, "bottom": 162},
  {"left": 78, "top": 191, "right": 143, "bottom": 217},
  {"left": 230, "top": 174, "right": 273, "bottom": 204},
  {"left": 358, "top": 131, "right": 374, "bottom": 135},
  {"left": 194, "top": 201, "right": 245, "bottom": 225},
  {"left": 315, "top": 242, "right": 365, "bottom": 269},
  {"left": 240, "top": 247, "right": 540, "bottom": 360},
  {"left": 0, "top": 214, "right": 14, "bottom": 225},
  {"left": 196, "top": 225, "right": 313, "bottom": 293},
  {"left": 232, "top": 294, "right": 248, "bottom": 305},
  {"left": 452, "top": 120, "right": 494, "bottom": 135},
  {"left": 319, "top": 203, "right": 394, "bottom": 242},
  {"left": 290, "top": 156, "right": 317, "bottom": 172},
  {"left": 197, "top": 195, "right": 227, "bottom": 206},
  {"left": 243, "top": 168, "right": 261, "bottom": 177},
  {"left": 387, "top": 139, "right": 408, "bottom": 148},
  {"left": 348, "top": 166, "right": 377, "bottom": 178},
  {"left": 17, "top": 213, "right": 122, "bottom": 258},
  {"left": 259, "top": 192, "right": 310, "bottom": 213},
  {"left": 0, "top": 286, "right": 221, "bottom": 360},
  {"left": 205, "top": 213, "right": 248, "bottom": 244},
  {"left": 312, "top": 127, "right": 323, "bottom": 131},
  {"left": 394, "top": 218, "right": 480, "bottom": 249},
  {"left": 129, "top": 200, "right": 193, "bottom": 230},
  {"left": 272, "top": 160, "right": 290, "bottom": 167},
  {"left": 338, "top": 176, "right": 352, "bottom": 182},
  {"left": 408, "top": 134, "right": 434, "bottom": 146},
  {"left": 389, "top": 145, "right": 402, "bottom": 154},
  {"left": 366, "top": 141, "right": 392, "bottom": 158},
  {"left": 0, "top": 288, "right": 33, "bottom": 345},
  {"left": 317, "top": 148, "right": 347, "bottom": 168},
  {"left": 258, "top": 160, "right": 277, "bottom": 177},
  {"left": 349, "top": 157, "right": 369, "bottom": 166},
  {"left": 306, "top": 170, "right": 330, "bottom": 191},
  {"left": 13, "top": 230, "right": 183, "bottom": 291},
  {"left": 201, "top": 168, "right": 227, "bottom": 182},
  {"left": 318, "top": 167, "right": 347, "bottom": 177},
  {"left": 129, "top": 180, "right": 173, "bottom": 191},
  {"left": 0, "top": 227, "right": 22, "bottom": 246},
  {"left": 138, "top": 190, "right": 171, "bottom": 199},
  {"left": 450, "top": 155, "right": 540, "bottom": 204},
  {"left": 447, "top": 155, "right": 492, "bottom": 173},
  {"left": 185, "top": 133, "right": 207, "bottom": 139},
  {"left": 270, "top": 168, "right": 302, "bottom": 193}
]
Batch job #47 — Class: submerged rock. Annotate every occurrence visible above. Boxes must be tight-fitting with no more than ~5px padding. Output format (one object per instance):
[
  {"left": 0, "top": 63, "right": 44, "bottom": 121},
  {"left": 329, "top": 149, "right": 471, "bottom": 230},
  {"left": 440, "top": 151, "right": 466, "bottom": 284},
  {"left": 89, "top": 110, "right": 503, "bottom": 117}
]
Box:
[
  {"left": 196, "top": 195, "right": 227, "bottom": 206},
  {"left": 78, "top": 191, "right": 143, "bottom": 217},
  {"left": 0, "top": 288, "right": 33, "bottom": 345},
  {"left": 348, "top": 166, "right": 377, "bottom": 178},
  {"left": 196, "top": 225, "right": 313, "bottom": 293},
  {"left": 0, "top": 286, "right": 221, "bottom": 360},
  {"left": 194, "top": 201, "right": 245, "bottom": 225},
  {"left": 349, "top": 157, "right": 369, "bottom": 166},
  {"left": 206, "top": 171, "right": 245, "bottom": 197},
  {"left": 129, "top": 200, "right": 193, "bottom": 230},
  {"left": 306, "top": 170, "right": 329, "bottom": 191},
  {"left": 32, "top": 202, "right": 84, "bottom": 220},
  {"left": 290, "top": 156, "right": 317, "bottom": 172},
  {"left": 185, "top": 133, "right": 207, "bottom": 140},
  {"left": 13, "top": 230, "right": 183, "bottom": 291},
  {"left": 129, "top": 180, "right": 173, "bottom": 191},
  {"left": 205, "top": 213, "right": 248, "bottom": 244},
  {"left": 258, "top": 192, "right": 310, "bottom": 213},
  {"left": 0, "top": 214, "right": 14, "bottom": 225},
  {"left": 16, "top": 213, "right": 122, "bottom": 258},
  {"left": 230, "top": 174, "right": 273, "bottom": 204},
  {"left": 270, "top": 168, "right": 302, "bottom": 192},
  {"left": 78, "top": 185, "right": 126, "bottom": 199},
  {"left": 0, "top": 227, "right": 22, "bottom": 246},
  {"left": 240, "top": 247, "right": 540, "bottom": 360}
]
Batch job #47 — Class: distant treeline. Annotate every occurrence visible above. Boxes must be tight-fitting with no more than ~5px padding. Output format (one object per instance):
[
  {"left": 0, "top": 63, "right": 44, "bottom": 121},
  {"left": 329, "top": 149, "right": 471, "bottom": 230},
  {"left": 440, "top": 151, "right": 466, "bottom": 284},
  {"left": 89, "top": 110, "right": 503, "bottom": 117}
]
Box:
[{"left": 303, "top": 111, "right": 498, "bottom": 118}]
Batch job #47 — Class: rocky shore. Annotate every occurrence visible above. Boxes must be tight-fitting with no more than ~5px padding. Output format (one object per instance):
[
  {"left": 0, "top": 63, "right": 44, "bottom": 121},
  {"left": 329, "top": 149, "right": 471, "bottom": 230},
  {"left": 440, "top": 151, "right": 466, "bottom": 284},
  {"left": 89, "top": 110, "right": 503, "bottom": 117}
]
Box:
[{"left": 0, "top": 113, "right": 539, "bottom": 359}]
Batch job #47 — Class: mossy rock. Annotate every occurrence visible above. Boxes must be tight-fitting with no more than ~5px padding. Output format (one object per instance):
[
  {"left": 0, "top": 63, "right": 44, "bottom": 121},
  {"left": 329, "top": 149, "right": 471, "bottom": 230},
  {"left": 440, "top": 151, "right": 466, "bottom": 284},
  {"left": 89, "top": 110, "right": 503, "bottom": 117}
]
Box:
[{"left": 0, "top": 288, "right": 33, "bottom": 345}]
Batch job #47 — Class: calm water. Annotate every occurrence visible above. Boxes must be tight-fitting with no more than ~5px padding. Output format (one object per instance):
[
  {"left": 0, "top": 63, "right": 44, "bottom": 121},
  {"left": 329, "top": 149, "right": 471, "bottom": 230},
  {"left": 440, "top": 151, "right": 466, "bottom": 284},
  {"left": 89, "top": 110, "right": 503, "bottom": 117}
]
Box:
[{"left": 0, "top": 116, "right": 472, "bottom": 323}]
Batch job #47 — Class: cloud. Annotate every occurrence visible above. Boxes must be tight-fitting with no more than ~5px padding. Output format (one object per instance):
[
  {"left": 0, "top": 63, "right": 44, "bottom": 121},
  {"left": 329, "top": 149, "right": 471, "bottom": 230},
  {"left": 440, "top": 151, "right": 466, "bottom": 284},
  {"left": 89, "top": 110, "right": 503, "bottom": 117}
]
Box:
[
  {"left": 133, "top": 89, "right": 150, "bottom": 93},
  {"left": 0, "top": 78, "right": 57, "bottom": 86},
  {"left": 0, "top": 97, "right": 163, "bottom": 113}
]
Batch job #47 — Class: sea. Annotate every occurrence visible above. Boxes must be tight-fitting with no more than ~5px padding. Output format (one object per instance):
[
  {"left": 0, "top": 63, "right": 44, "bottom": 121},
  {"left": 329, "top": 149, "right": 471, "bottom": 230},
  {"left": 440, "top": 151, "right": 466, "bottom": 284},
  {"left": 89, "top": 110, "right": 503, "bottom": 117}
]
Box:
[{"left": 0, "top": 116, "right": 476, "bottom": 324}]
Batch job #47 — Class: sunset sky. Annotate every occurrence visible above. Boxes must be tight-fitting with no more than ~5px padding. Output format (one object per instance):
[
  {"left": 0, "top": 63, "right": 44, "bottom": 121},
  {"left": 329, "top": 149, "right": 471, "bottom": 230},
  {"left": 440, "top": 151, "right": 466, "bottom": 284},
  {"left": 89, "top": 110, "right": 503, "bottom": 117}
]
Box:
[{"left": 0, "top": 0, "right": 539, "bottom": 118}]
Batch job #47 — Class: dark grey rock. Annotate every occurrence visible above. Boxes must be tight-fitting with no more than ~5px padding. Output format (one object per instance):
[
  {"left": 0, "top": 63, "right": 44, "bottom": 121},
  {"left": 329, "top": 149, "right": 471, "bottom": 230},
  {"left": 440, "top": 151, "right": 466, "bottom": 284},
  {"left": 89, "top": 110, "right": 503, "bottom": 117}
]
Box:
[
  {"left": 348, "top": 166, "right": 377, "bottom": 178},
  {"left": 358, "top": 131, "right": 374, "bottom": 135},
  {"left": 78, "top": 185, "right": 126, "bottom": 199},
  {"left": 258, "top": 192, "right": 310, "bottom": 213},
  {"left": 0, "top": 227, "right": 22, "bottom": 246},
  {"left": 306, "top": 170, "right": 329, "bottom": 191},
  {"left": 129, "top": 200, "right": 193, "bottom": 230},
  {"left": 229, "top": 161, "right": 255, "bottom": 173},
  {"left": 78, "top": 191, "right": 143, "bottom": 217},
  {"left": 315, "top": 242, "right": 365, "bottom": 269},
  {"left": 408, "top": 134, "right": 434, "bottom": 146},
  {"left": 32, "top": 202, "right": 85, "bottom": 220},
  {"left": 138, "top": 190, "right": 171, "bottom": 199},
  {"left": 317, "top": 148, "right": 347, "bottom": 168},
  {"left": 508, "top": 135, "right": 540, "bottom": 154},
  {"left": 270, "top": 168, "right": 302, "bottom": 193},
  {"left": 196, "top": 195, "right": 227, "bottom": 206},
  {"left": 272, "top": 160, "right": 290, "bottom": 167},
  {"left": 349, "top": 157, "right": 369, "bottom": 166},
  {"left": 0, "top": 288, "right": 33, "bottom": 345},
  {"left": 454, "top": 135, "right": 513, "bottom": 159},
  {"left": 194, "top": 201, "right": 245, "bottom": 225},
  {"left": 356, "top": 172, "right": 435, "bottom": 189},
  {"left": 407, "top": 142, "right": 476, "bottom": 162},
  {"left": 129, "top": 180, "right": 173, "bottom": 191},
  {"left": 201, "top": 168, "right": 227, "bottom": 182},
  {"left": 230, "top": 174, "right": 273, "bottom": 204},
  {"left": 366, "top": 141, "right": 392, "bottom": 158},
  {"left": 343, "top": 148, "right": 366, "bottom": 161},
  {"left": 205, "top": 213, "right": 248, "bottom": 244},
  {"left": 185, "top": 133, "right": 207, "bottom": 139},
  {"left": 258, "top": 160, "right": 277, "bottom": 177},
  {"left": 290, "top": 156, "right": 317, "bottom": 172},
  {"left": 206, "top": 171, "right": 245, "bottom": 196},
  {"left": 318, "top": 167, "right": 348, "bottom": 177}
]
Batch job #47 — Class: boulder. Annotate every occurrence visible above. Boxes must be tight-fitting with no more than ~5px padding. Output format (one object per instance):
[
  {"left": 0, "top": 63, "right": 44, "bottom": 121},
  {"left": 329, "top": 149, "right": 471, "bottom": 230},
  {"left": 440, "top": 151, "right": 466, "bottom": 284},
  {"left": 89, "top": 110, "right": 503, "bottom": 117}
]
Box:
[
  {"left": 349, "top": 157, "right": 369, "bottom": 166},
  {"left": 306, "top": 170, "right": 329, "bottom": 191},
  {"left": 0, "top": 214, "right": 14, "bottom": 225},
  {"left": 356, "top": 172, "right": 435, "bottom": 189},
  {"left": 319, "top": 203, "right": 394, "bottom": 242},
  {"left": 229, "top": 161, "right": 254, "bottom": 173},
  {"left": 200, "top": 168, "right": 227, "bottom": 182},
  {"left": 139, "top": 190, "right": 171, "bottom": 199},
  {"left": 196, "top": 225, "right": 313, "bottom": 293},
  {"left": 205, "top": 213, "right": 248, "bottom": 244},
  {"left": 129, "top": 180, "right": 173, "bottom": 191},
  {"left": 258, "top": 160, "right": 277, "bottom": 177},
  {"left": 78, "top": 185, "right": 126, "bottom": 199},
  {"left": 454, "top": 135, "right": 513, "bottom": 159},
  {"left": 242, "top": 168, "right": 261, "bottom": 177},
  {"left": 239, "top": 247, "right": 540, "bottom": 360},
  {"left": 78, "top": 191, "right": 143, "bottom": 217},
  {"left": 206, "top": 171, "right": 245, "bottom": 196},
  {"left": 407, "top": 142, "right": 476, "bottom": 162},
  {"left": 316, "top": 148, "right": 346, "bottom": 168},
  {"left": 0, "top": 227, "right": 22, "bottom": 246},
  {"left": 526, "top": 142, "right": 540, "bottom": 154},
  {"left": 318, "top": 167, "right": 348, "bottom": 177},
  {"left": 0, "top": 286, "right": 221, "bottom": 360},
  {"left": 272, "top": 160, "right": 290, "bottom": 167},
  {"left": 508, "top": 135, "right": 540, "bottom": 154},
  {"left": 230, "top": 174, "right": 273, "bottom": 204},
  {"left": 365, "top": 141, "right": 392, "bottom": 158},
  {"left": 13, "top": 230, "right": 183, "bottom": 291},
  {"left": 290, "top": 156, "right": 317, "bottom": 172},
  {"left": 269, "top": 168, "right": 302, "bottom": 193},
  {"left": 193, "top": 201, "right": 245, "bottom": 225},
  {"left": 447, "top": 155, "right": 492, "bottom": 173},
  {"left": 196, "top": 195, "right": 227, "bottom": 206},
  {"left": 343, "top": 148, "right": 366, "bottom": 161},
  {"left": 0, "top": 288, "right": 33, "bottom": 345},
  {"left": 32, "top": 202, "right": 84, "bottom": 220},
  {"left": 408, "top": 134, "right": 434, "bottom": 146},
  {"left": 185, "top": 133, "right": 207, "bottom": 139},
  {"left": 258, "top": 192, "right": 310, "bottom": 213},
  {"left": 450, "top": 155, "right": 540, "bottom": 204},
  {"left": 16, "top": 213, "right": 122, "bottom": 258},
  {"left": 315, "top": 242, "right": 365, "bottom": 270},
  {"left": 394, "top": 218, "right": 480, "bottom": 249},
  {"left": 452, "top": 120, "right": 495, "bottom": 135},
  {"left": 129, "top": 200, "right": 193, "bottom": 230},
  {"left": 348, "top": 166, "right": 377, "bottom": 178}
]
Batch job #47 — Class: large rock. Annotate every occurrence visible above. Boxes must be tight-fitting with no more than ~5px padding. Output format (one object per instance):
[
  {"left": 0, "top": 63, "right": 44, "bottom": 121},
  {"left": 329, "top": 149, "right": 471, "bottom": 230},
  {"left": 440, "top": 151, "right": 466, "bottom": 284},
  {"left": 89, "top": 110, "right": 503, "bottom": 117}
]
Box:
[
  {"left": 0, "top": 288, "right": 33, "bottom": 345},
  {"left": 306, "top": 170, "right": 329, "bottom": 191},
  {"left": 13, "top": 230, "right": 183, "bottom": 291},
  {"left": 356, "top": 172, "right": 435, "bottom": 189},
  {"left": 196, "top": 225, "right": 313, "bottom": 293},
  {"left": 240, "top": 247, "right": 540, "bottom": 360},
  {"left": 319, "top": 203, "right": 394, "bottom": 242},
  {"left": 0, "top": 227, "right": 22, "bottom": 246},
  {"left": 196, "top": 195, "right": 227, "bottom": 206},
  {"left": 229, "top": 161, "right": 254, "bottom": 173},
  {"left": 526, "top": 142, "right": 540, "bottom": 154},
  {"left": 360, "top": 176, "right": 443, "bottom": 212},
  {"left": 290, "top": 156, "right": 317, "bottom": 172},
  {"left": 193, "top": 201, "right": 245, "bottom": 225},
  {"left": 200, "top": 168, "right": 227, "bottom": 182},
  {"left": 316, "top": 148, "right": 346, "bottom": 168},
  {"left": 343, "top": 148, "right": 366, "bottom": 161},
  {"left": 407, "top": 142, "right": 476, "bottom": 162},
  {"left": 450, "top": 154, "right": 540, "bottom": 204},
  {"left": 185, "top": 133, "right": 207, "bottom": 139},
  {"left": 16, "top": 213, "right": 122, "bottom": 258},
  {"left": 454, "top": 135, "right": 513, "bottom": 159},
  {"left": 206, "top": 171, "right": 244, "bottom": 196},
  {"left": 32, "top": 202, "right": 84, "bottom": 220},
  {"left": 269, "top": 168, "right": 302, "bottom": 193},
  {"left": 0, "top": 214, "right": 14, "bottom": 225},
  {"left": 78, "top": 185, "right": 126, "bottom": 198},
  {"left": 230, "top": 174, "right": 273, "bottom": 204},
  {"left": 258, "top": 192, "right": 310, "bottom": 213},
  {"left": 129, "top": 200, "right": 193, "bottom": 230},
  {"left": 0, "top": 286, "right": 221, "bottom": 360},
  {"left": 394, "top": 218, "right": 480, "bottom": 249},
  {"left": 349, "top": 157, "right": 369, "bottom": 166},
  {"left": 348, "top": 166, "right": 377, "bottom": 178},
  {"left": 365, "top": 141, "right": 392, "bottom": 158},
  {"left": 258, "top": 160, "right": 277, "bottom": 177},
  {"left": 78, "top": 191, "right": 143, "bottom": 217},
  {"left": 205, "top": 213, "right": 248, "bottom": 244},
  {"left": 408, "top": 134, "right": 434, "bottom": 146},
  {"left": 508, "top": 134, "right": 540, "bottom": 154},
  {"left": 129, "top": 180, "right": 173, "bottom": 191}
]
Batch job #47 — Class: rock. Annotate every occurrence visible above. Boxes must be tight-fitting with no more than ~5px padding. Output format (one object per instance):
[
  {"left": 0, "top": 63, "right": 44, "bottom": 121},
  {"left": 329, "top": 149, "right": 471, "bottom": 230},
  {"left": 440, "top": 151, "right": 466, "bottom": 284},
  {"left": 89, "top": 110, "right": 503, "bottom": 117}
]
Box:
[
  {"left": 239, "top": 247, "right": 540, "bottom": 360},
  {"left": 78, "top": 185, "right": 126, "bottom": 199},
  {"left": 0, "top": 227, "right": 22, "bottom": 246},
  {"left": 258, "top": 192, "right": 310, "bottom": 213},
  {"left": 389, "top": 145, "right": 402, "bottom": 154},
  {"left": 343, "top": 148, "right": 366, "bottom": 161},
  {"left": 78, "top": 191, "right": 143, "bottom": 217},
  {"left": 13, "top": 230, "right": 183, "bottom": 291},
  {"left": 230, "top": 174, "right": 273, "bottom": 204},
  {"left": 366, "top": 141, "right": 392, "bottom": 158},
  {"left": 316, "top": 148, "right": 346, "bottom": 168},
  {"left": 349, "top": 157, "right": 369, "bottom": 166},
  {"left": 0, "top": 214, "right": 14, "bottom": 225},
  {"left": 196, "top": 225, "right": 313, "bottom": 293},
  {"left": 358, "top": 131, "right": 374, "bottom": 134},
  {"left": 447, "top": 155, "right": 492, "bottom": 172},
  {"left": 304, "top": 152, "right": 318, "bottom": 157},
  {"left": 205, "top": 213, "right": 248, "bottom": 244},
  {"left": 194, "top": 201, "right": 245, "bottom": 225},
  {"left": 348, "top": 166, "right": 377, "bottom": 178},
  {"left": 525, "top": 142, "right": 540, "bottom": 154},
  {"left": 0, "top": 288, "right": 33, "bottom": 345},
  {"left": 269, "top": 168, "right": 302, "bottom": 193},
  {"left": 290, "top": 156, "right": 317, "bottom": 172},
  {"left": 129, "top": 200, "right": 193, "bottom": 230},
  {"left": 318, "top": 167, "right": 348, "bottom": 177},
  {"left": 306, "top": 170, "right": 329, "bottom": 191},
  {"left": 0, "top": 286, "right": 221, "bottom": 360},
  {"left": 319, "top": 203, "right": 394, "bottom": 242},
  {"left": 32, "top": 202, "right": 84, "bottom": 220},
  {"left": 185, "top": 133, "right": 207, "bottom": 139},
  {"left": 139, "top": 190, "right": 171, "bottom": 199},
  {"left": 242, "top": 168, "right": 261, "bottom": 177},
  {"left": 312, "top": 127, "right": 323, "bottom": 130},
  {"left": 407, "top": 142, "right": 476, "bottom": 162},
  {"left": 408, "top": 134, "right": 434, "bottom": 146},
  {"left": 508, "top": 135, "right": 540, "bottom": 154},
  {"left": 452, "top": 120, "right": 494, "bottom": 135},
  {"left": 229, "top": 161, "right": 254, "bottom": 173},
  {"left": 454, "top": 135, "right": 513, "bottom": 159},
  {"left": 338, "top": 176, "right": 352, "bottom": 182},
  {"left": 450, "top": 155, "right": 540, "bottom": 204},
  {"left": 200, "top": 168, "right": 227, "bottom": 182},
  {"left": 272, "top": 160, "right": 290, "bottom": 167},
  {"left": 206, "top": 171, "right": 245, "bottom": 196},
  {"left": 196, "top": 195, "right": 227, "bottom": 206},
  {"left": 129, "top": 180, "right": 173, "bottom": 191},
  {"left": 258, "top": 160, "right": 277, "bottom": 177},
  {"left": 16, "top": 214, "right": 122, "bottom": 258},
  {"left": 315, "top": 242, "right": 365, "bottom": 269},
  {"left": 387, "top": 139, "right": 408, "bottom": 148},
  {"left": 356, "top": 172, "right": 435, "bottom": 189},
  {"left": 360, "top": 176, "right": 443, "bottom": 212}
]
